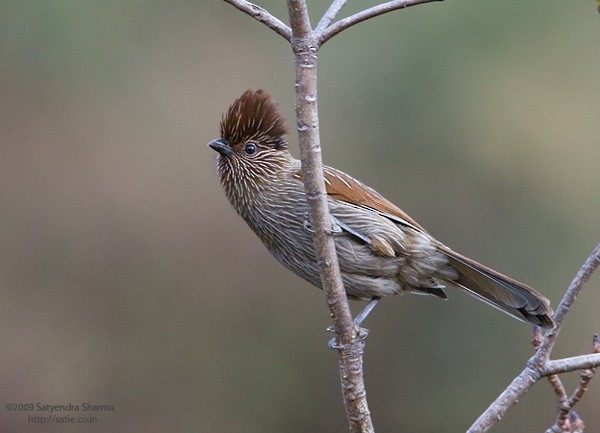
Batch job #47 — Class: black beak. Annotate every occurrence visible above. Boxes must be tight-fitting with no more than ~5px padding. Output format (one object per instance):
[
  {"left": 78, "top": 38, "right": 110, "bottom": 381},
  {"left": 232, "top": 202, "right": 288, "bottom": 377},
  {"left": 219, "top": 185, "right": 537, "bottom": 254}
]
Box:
[{"left": 208, "top": 139, "right": 235, "bottom": 158}]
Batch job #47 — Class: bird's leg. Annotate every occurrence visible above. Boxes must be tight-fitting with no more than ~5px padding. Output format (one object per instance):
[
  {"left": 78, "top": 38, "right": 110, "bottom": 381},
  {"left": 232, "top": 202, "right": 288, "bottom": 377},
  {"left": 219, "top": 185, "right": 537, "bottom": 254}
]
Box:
[
  {"left": 331, "top": 216, "right": 372, "bottom": 244},
  {"left": 349, "top": 297, "right": 380, "bottom": 343},
  {"left": 327, "top": 296, "right": 380, "bottom": 348},
  {"left": 302, "top": 212, "right": 313, "bottom": 234},
  {"left": 305, "top": 212, "right": 379, "bottom": 344},
  {"left": 354, "top": 296, "right": 381, "bottom": 327},
  {"left": 302, "top": 213, "right": 346, "bottom": 236}
]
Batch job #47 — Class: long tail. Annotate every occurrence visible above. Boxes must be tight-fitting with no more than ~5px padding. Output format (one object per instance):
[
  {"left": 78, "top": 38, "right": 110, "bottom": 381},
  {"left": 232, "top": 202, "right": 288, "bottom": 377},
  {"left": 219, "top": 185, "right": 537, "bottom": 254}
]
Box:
[{"left": 438, "top": 245, "right": 555, "bottom": 328}]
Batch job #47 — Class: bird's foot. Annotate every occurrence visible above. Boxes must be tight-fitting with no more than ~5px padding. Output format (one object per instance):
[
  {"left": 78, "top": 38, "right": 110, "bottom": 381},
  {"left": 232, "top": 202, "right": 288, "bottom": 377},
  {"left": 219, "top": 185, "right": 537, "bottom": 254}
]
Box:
[
  {"left": 327, "top": 324, "right": 370, "bottom": 349},
  {"left": 302, "top": 213, "right": 345, "bottom": 236}
]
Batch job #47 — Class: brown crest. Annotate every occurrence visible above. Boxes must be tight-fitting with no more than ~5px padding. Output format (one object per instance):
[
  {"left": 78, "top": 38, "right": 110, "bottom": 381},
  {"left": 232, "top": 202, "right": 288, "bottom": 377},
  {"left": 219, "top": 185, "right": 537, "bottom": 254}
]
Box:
[{"left": 220, "top": 90, "right": 289, "bottom": 149}]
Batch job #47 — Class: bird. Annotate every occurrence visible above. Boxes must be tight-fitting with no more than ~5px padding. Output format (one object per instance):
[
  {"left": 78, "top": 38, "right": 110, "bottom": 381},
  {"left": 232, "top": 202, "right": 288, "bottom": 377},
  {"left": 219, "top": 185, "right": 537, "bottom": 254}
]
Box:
[{"left": 208, "top": 89, "right": 554, "bottom": 328}]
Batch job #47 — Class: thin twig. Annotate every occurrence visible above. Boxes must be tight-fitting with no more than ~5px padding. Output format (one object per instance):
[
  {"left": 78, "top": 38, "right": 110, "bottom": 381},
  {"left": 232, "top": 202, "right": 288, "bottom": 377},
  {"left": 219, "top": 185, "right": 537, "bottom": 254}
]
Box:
[
  {"left": 542, "top": 354, "right": 600, "bottom": 376},
  {"left": 568, "top": 368, "right": 594, "bottom": 411},
  {"left": 536, "top": 242, "right": 600, "bottom": 362},
  {"left": 466, "top": 366, "right": 542, "bottom": 433},
  {"left": 315, "top": 0, "right": 348, "bottom": 35},
  {"left": 466, "top": 354, "right": 600, "bottom": 433},
  {"left": 318, "top": 0, "right": 443, "bottom": 44},
  {"left": 532, "top": 326, "right": 569, "bottom": 424},
  {"left": 223, "top": 0, "right": 292, "bottom": 40},
  {"left": 467, "top": 242, "right": 600, "bottom": 433},
  {"left": 546, "top": 335, "right": 599, "bottom": 432},
  {"left": 546, "top": 373, "right": 568, "bottom": 403}
]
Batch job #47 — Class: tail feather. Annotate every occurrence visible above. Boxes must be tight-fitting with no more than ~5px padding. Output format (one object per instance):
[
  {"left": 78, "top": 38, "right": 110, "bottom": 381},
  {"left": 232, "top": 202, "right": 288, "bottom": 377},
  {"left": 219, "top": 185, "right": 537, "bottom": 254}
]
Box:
[{"left": 439, "top": 245, "right": 555, "bottom": 328}]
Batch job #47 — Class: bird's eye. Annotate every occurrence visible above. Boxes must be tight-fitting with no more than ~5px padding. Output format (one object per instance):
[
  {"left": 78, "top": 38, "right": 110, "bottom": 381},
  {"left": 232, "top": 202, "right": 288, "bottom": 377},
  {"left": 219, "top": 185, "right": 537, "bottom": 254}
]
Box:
[{"left": 244, "top": 143, "right": 257, "bottom": 155}]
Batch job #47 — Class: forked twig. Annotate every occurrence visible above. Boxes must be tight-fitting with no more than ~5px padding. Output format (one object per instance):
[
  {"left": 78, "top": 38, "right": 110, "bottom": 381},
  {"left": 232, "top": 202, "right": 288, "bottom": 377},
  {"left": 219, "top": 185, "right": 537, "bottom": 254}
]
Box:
[
  {"left": 319, "top": 0, "right": 443, "bottom": 44},
  {"left": 544, "top": 334, "right": 600, "bottom": 432},
  {"left": 468, "top": 243, "right": 600, "bottom": 433}
]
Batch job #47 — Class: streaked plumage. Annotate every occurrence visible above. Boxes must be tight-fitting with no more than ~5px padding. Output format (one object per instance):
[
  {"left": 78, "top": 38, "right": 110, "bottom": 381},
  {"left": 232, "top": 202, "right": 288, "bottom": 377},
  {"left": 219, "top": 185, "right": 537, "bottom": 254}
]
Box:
[{"left": 209, "top": 89, "right": 554, "bottom": 328}]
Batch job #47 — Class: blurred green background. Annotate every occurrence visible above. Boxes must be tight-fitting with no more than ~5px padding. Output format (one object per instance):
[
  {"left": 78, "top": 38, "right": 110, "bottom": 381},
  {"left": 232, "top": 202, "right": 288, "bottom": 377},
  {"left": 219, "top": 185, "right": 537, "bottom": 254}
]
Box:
[{"left": 1, "top": 1, "right": 599, "bottom": 432}]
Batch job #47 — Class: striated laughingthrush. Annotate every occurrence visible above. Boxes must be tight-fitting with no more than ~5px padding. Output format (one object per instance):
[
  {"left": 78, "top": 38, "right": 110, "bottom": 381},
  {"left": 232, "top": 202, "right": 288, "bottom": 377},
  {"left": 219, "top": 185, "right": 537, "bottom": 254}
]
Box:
[{"left": 208, "top": 89, "right": 554, "bottom": 328}]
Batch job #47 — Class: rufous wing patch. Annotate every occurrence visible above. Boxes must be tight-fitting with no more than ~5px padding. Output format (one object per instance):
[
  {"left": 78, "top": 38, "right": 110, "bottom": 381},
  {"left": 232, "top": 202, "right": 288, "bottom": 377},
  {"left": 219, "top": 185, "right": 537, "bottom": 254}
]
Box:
[{"left": 293, "top": 166, "right": 426, "bottom": 232}]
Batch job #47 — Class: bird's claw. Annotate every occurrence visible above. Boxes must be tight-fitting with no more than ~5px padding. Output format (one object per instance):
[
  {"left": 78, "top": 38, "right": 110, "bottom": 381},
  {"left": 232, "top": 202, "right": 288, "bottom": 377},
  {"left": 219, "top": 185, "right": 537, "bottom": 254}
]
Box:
[
  {"left": 302, "top": 214, "right": 344, "bottom": 236},
  {"left": 327, "top": 325, "right": 370, "bottom": 349}
]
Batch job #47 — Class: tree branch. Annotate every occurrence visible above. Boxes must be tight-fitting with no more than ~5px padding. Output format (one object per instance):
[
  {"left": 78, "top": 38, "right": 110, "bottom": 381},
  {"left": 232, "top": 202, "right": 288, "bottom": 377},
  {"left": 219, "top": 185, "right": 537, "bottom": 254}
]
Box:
[
  {"left": 467, "top": 242, "right": 600, "bottom": 433},
  {"left": 543, "top": 354, "right": 600, "bottom": 376},
  {"left": 315, "top": 0, "right": 347, "bottom": 35},
  {"left": 223, "top": 0, "right": 292, "bottom": 40},
  {"left": 286, "top": 1, "right": 374, "bottom": 431},
  {"left": 545, "top": 334, "right": 599, "bottom": 432},
  {"left": 318, "top": 0, "right": 443, "bottom": 45},
  {"left": 464, "top": 352, "right": 600, "bottom": 433},
  {"left": 467, "top": 366, "right": 542, "bottom": 433},
  {"left": 535, "top": 242, "right": 600, "bottom": 361}
]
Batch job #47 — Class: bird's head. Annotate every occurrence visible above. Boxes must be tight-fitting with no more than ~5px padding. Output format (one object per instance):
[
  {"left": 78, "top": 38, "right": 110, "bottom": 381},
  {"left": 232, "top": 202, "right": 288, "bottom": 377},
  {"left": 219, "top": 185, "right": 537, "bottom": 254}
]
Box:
[{"left": 209, "top": 90, "right": 292, "bottom": 200}]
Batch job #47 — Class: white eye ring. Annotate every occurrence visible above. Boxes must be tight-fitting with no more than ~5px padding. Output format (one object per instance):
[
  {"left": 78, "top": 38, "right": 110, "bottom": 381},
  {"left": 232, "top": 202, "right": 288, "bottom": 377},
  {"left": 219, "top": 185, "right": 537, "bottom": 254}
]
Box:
[{"left": 244, "top": 142, "right": 257, "bottom": 155}]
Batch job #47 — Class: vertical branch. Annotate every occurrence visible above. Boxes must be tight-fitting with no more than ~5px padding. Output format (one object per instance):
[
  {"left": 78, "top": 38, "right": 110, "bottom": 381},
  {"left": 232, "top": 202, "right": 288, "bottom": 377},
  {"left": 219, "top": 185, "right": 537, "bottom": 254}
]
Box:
[{"left": 287, "top": 1, "right": 374, "bottom": 432}]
